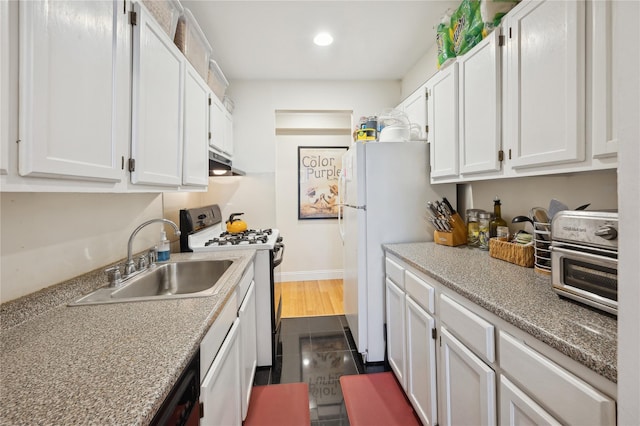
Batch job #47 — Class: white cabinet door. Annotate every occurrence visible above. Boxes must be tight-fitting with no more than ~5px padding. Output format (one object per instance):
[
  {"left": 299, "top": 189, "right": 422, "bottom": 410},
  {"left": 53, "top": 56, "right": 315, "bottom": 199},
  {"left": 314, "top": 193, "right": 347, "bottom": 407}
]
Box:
[
  {"left": 385, "top": 278, "right": 407, "bottom": 390},
  {"left": 209, "top": 95, "right": 227, "bottom": 156},
  {"left": 591, "top": 0, "right": 622, "bottom": 159},
  {"left": 440, "top": 327, "right": 496, "bottom": 426},
  {"left": 224, "top": 110, "right": 234, "bottom": 158},
  {"left": 131, "top": 2, "right": 183, "bottom": 186},
  {"left": 403, "top": 85, "right": 428, "bottom": 140},
  {"left": 406, "top": 296, "right": 437, "bottom": 426},
  {"left": 239, "top": 281, "right": 257, "bottom": 421},
  {"left": 182, "top": 64, "right": 209, "bottom": 187},
  {"left": 18, "top": 0, "right": 126, "bottom": 182},
  {"left": 201, "top": 319, "right": 242, "bottom": 426},
  {"left": 500, "top": 375, "right": 562, "bottom": 426},
  {"left": 427, "top": 62, "right": 459, "bottom": 180},
  {"left": 499, "top": 331, "right": 616, "bottom": 425},
  {"left": 0, "top": 0, "right": 9, "bottom": 175},
  {"left": 459, "top": 30, "right": 502, "bottom": 175},
  {"left": 505, "top": 0, "right": 585, "bottom": 169}
]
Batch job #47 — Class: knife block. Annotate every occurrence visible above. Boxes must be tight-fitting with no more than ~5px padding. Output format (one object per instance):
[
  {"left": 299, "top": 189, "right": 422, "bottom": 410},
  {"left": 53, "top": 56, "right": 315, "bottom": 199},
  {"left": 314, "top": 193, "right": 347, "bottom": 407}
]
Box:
[{"left": 433, "top": 212, "right": 468, "bottom": 247}]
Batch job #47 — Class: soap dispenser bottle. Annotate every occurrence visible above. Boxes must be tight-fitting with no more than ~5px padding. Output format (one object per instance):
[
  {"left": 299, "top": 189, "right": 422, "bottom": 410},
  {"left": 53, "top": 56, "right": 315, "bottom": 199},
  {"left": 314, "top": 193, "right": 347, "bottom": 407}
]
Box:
[{"left": 158, "top": 230, "right": 170, "bottom": 262}]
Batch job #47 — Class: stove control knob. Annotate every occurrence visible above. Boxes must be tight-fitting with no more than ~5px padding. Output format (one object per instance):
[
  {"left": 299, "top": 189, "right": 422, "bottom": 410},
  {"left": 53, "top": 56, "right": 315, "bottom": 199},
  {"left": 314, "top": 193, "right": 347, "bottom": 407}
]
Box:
[{"left": 594, "top": 225, "right": 618, "bottom": 240}]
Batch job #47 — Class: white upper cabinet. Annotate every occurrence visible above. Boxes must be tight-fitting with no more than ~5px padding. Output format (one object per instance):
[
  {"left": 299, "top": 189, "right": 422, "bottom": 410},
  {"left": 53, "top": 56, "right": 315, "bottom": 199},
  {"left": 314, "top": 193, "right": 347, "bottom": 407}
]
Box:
[
  {"left": 182, "top": 63, "right": 209, "bottom": 187},
  {"left": 18, "top": 0, "right": 127, "bottom": 183},
  {"left": 505, "top": 0, "right": 586, "bottom": 169},
  {"left": 427, "top": 62, "right": 459, "bottom": 180},
  {"left": 224, "top": 109, "right": 234, "bottom": 158},
  {"left": 130, "top": 1, "right": 184, "bottom": 187},
  {"left": 458, "top": 30, "right": 502, "bottom": 176},
  {"left": 209, "top": 95, "right": 233, "bottom": 159},
  {"left": 400, "top": 85, "right": 428, "bottom": 140},
  {"left": 424, "top": 0, "right": 621, "bottom": 182},
  {"left": 591, "top": 0, "right": 626, "bottom": 160},
  {"left": 0, "top": 0, "right": 10, "bottom": 176}
]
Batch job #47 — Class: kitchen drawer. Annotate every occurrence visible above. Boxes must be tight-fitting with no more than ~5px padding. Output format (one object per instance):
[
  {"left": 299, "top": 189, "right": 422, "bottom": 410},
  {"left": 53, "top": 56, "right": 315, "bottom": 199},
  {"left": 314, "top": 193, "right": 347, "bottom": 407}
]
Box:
[
  {"left": 499, "top": 332, "right": 615, "bottom": 426},
  {"left": 236, "top": 263, "right": 254, "bottom": 309},
  {"left": 440, "top": 294, "right": 495, "bottom": 363},
  {"left": 404, "top": 269, "right": 435, "bottom": 314},
  {"left": 385, "top": 257, "right": 405, "bottom": 289},
  {"left": 200, "top": 291, "right": 238, "bottom": 380}
]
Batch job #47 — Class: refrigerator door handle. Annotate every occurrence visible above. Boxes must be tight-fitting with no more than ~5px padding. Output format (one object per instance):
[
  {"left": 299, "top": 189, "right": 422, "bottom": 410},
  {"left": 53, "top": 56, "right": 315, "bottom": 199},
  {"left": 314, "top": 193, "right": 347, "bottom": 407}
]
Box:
[
  {"left": 336, "top": 203, "right": 366, "bottom": 210},
  {"left": 338, "top": 173, "right": 345, "bottom": 241}
]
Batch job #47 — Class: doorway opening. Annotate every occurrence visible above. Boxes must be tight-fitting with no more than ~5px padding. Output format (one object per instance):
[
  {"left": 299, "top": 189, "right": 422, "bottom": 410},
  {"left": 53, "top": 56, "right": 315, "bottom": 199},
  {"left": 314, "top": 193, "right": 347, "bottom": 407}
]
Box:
[{"left": 274, "top": 110, "right": 352, "bottom": 318}]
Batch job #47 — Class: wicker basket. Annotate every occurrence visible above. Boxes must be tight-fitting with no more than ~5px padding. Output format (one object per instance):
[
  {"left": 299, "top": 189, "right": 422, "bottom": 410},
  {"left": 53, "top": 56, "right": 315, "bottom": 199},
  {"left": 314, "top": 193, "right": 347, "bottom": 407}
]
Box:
[{"left": 489, "top": 239, "right": 534, "bottom": 268}]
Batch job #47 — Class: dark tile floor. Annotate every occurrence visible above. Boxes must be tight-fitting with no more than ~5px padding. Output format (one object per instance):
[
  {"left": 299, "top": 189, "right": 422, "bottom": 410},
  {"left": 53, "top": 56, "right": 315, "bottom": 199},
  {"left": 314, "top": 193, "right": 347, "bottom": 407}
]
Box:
[{"left": 253, "top": 315, "right": 389, "bottom": 426}]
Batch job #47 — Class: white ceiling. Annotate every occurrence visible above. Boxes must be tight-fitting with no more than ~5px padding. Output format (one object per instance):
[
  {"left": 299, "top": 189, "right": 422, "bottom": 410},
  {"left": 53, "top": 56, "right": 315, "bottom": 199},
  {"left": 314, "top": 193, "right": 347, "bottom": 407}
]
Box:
[{"left": 181, "top": 1, "right": 460, "bottom": 81}]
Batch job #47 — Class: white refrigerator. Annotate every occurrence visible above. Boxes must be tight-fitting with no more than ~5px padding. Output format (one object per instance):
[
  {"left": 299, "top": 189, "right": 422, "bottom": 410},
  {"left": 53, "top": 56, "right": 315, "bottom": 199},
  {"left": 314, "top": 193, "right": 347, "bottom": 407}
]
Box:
[{"left": 338, "top": 141, "right": 455, "bottom": 363}]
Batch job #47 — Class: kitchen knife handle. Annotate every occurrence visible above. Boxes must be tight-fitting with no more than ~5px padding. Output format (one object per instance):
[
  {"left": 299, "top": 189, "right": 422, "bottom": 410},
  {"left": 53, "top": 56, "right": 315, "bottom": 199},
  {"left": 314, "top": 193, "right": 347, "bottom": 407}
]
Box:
[{"left": 442, "top": 197, "right": 456, "bottom": 214}]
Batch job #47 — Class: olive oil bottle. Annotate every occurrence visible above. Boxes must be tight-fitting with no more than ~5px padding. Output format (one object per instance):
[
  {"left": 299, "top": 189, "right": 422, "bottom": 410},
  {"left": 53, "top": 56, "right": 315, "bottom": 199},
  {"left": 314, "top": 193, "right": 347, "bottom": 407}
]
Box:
[{"left": 489, "top": 196, "right": 509, "bottom": 240}]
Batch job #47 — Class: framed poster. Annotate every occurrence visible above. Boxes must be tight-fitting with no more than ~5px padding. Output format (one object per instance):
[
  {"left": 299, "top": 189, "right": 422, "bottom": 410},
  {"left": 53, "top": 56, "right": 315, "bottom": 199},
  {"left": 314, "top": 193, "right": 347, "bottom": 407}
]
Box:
[{"left": 298, "top": 146, "right": 347, "bottom": 220}]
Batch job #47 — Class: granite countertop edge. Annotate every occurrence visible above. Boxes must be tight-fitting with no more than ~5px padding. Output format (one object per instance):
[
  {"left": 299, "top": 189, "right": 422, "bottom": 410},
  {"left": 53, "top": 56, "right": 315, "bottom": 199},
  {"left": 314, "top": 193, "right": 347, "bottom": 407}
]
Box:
[
  {"left": 383, "top": 242, "right": 617, "bottom": 384},
  {"left": 0, "top": 250, "right": 256, "bottom": 425}
]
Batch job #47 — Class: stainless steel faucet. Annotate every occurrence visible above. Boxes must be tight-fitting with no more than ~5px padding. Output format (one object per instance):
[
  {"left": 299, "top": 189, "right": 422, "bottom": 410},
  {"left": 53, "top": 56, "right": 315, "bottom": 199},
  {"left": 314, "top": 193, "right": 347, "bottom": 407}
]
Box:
[{"left": 124, "top": 219, "right": 181, "bottom": 276}]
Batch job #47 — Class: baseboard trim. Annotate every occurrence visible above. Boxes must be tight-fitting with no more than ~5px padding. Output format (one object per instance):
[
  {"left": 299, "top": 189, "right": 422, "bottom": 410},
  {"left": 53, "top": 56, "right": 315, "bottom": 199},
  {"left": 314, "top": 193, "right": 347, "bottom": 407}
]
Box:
[{"left": 276, "top": 269, "right": 343, "bottom": 283}]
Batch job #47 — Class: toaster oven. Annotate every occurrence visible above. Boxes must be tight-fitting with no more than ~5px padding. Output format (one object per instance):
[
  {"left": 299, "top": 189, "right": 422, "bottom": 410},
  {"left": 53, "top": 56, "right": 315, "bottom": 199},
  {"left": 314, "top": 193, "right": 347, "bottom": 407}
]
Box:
[{"left": 550, "top": 211, "right": 618, "bottom": 315}]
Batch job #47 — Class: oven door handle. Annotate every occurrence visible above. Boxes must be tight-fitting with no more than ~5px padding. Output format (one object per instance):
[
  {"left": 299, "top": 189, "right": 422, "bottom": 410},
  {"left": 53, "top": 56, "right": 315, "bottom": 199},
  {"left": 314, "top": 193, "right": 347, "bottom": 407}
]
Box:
[
  {"left": 551, "top": 245, "right": 618, "bottom": 267},
  {"left": 273, "top": 243, "right": 285, "bottom": 268}
]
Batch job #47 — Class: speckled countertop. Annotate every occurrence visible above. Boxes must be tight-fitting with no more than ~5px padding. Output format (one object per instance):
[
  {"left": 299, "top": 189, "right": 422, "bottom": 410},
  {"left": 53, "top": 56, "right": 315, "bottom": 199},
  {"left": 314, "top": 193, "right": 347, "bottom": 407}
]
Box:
[
  {"left": 0, "top": 250, "right": 255, "bottom": 426},
  {"left": 383, "top": 242, "right": 617, "bottom": 383}
]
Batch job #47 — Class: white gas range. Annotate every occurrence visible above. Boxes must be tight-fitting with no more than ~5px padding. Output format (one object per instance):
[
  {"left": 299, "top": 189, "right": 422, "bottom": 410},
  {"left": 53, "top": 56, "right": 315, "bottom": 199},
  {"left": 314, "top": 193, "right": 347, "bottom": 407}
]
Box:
[{"left": 180, "top": 205, "right": 284, "bottom": 367}]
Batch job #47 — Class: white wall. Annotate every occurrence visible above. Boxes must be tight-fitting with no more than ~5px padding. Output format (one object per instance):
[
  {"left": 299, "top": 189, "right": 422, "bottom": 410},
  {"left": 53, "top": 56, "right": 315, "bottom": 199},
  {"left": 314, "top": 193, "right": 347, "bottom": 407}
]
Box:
[
  {"left": 276, "top": 133, "right": 349, "bottom": 281},
  {"left": 617, "top": 1, "right": 640, "bottom": 423},
  {"left": 459, "top": 169, "right": 618, "bottom": 229},
  {"left": 0, "top": 192, "right": 163, "bottom": 302},
  {"left": 218, "top": 80, "right": 400, "bottom": 281},
  {"left": 401, "top": 42, "right": 439, "bottom": 101}
]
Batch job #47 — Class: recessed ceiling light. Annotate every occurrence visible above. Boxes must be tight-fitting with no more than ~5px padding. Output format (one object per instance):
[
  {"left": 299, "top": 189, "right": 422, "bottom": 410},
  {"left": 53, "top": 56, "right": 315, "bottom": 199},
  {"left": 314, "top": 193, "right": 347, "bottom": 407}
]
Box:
[{"left": 313, "top": 32, "right": 333, "bottom": 46}]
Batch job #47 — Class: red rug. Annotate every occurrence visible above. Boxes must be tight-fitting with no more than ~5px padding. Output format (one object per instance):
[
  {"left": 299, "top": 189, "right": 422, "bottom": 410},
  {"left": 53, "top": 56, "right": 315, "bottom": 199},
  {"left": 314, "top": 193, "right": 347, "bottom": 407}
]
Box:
[
  {"left": 340, "top": 372, "right": 421, "bottom": 426},
  {"left": 244, "top": 382, "right": 310, "bottom": 426}
]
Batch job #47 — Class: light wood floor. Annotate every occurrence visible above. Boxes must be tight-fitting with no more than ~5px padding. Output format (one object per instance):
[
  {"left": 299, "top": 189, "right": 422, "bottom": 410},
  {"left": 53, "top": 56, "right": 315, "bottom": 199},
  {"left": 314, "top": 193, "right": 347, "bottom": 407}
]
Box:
[{"left": 277, "top": 279, "right": 344, "bottom": 318}]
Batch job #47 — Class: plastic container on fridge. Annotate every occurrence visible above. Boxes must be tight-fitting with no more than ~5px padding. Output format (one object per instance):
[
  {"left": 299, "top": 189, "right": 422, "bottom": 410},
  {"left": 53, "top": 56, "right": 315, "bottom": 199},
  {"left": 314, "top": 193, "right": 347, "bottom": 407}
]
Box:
[
  {"left": 208, "top": 59, "right": 229, "bottom": 101},
  {"left": 174, "top": 8, "right": 212, "bottom": 80},
  {"left": 141, "top": 0, "right": 184, "bottom": 39}
]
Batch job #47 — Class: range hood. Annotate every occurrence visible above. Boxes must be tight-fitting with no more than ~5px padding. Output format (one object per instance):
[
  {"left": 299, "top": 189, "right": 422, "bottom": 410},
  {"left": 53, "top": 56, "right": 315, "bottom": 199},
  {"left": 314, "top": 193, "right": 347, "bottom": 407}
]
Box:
[{"left": 209, "top": 150, "right": 245, "bottom": 176}]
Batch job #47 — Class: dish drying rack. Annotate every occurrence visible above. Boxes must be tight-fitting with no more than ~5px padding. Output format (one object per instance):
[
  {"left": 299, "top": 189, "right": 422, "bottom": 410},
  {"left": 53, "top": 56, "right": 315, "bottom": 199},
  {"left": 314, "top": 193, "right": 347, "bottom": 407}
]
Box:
[{"left": 533, "top": 221, "right": 551, "bottom": 274}]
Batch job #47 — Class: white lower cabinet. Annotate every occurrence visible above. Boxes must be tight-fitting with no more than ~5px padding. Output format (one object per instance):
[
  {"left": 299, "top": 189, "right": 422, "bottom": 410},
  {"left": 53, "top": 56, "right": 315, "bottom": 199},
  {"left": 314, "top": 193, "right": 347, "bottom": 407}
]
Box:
[
  {"left": 199, "top": 263, "right": 257, "bottom": 426},
  {"left": 239, "top": 281, "right": 257, "bottom": 421},
  {"left": 500, "top": 375, "right": 562, "bottom": 426},
  {"left": 201, "top": 319, "right": 241, "bottom": 426},
  {"left": 385, "top": 256, "right": 439, "bottom": 425},
  {"left": 385, "top": 278, "right": 407, "bottom": 390},
  {"left": 499, "top": 331, "right": 616, "bottom": 425},
  {"left": 440, "top": 326, "right": 496, "bottom": 426},
  {"left": 384, "top": 254, "right": 617, "bottom": 426},
  {"left": 405, "top": 296, "right": 437, "bottom": 426}
]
